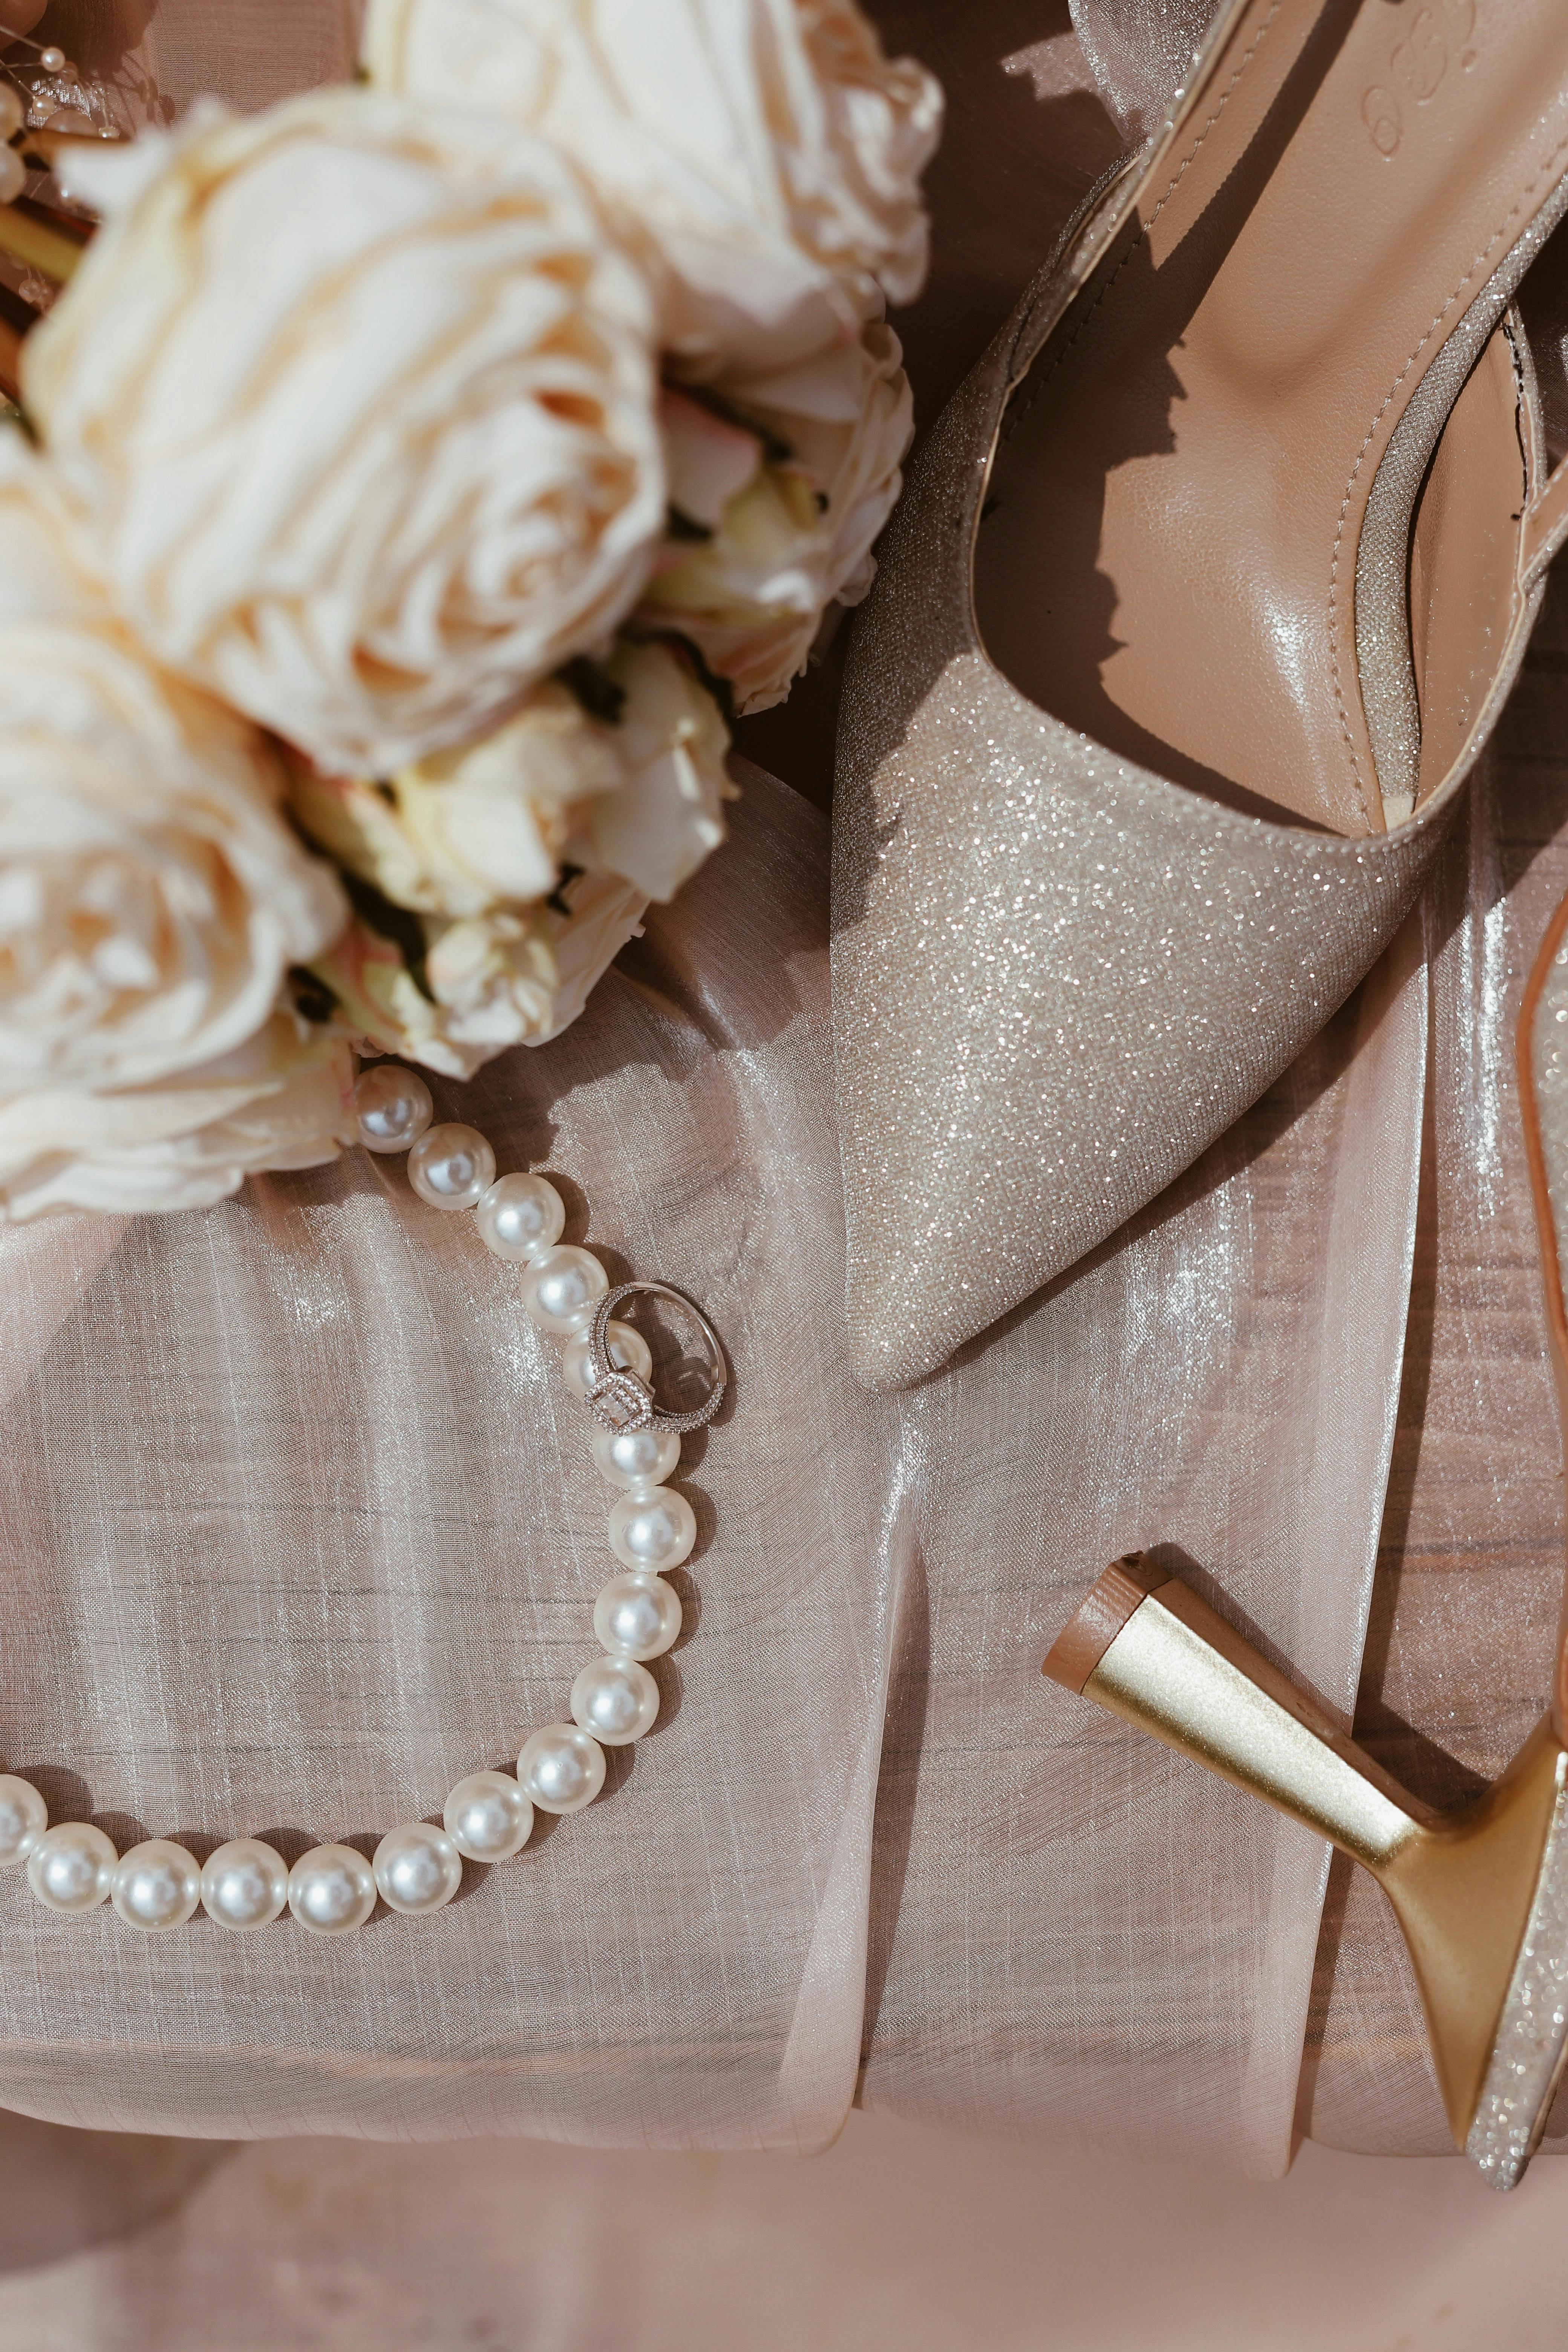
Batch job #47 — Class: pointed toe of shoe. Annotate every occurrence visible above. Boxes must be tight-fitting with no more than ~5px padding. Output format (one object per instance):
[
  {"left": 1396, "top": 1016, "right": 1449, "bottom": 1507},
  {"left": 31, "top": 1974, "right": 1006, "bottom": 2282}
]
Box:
[
  {"left": 841, "top": 1229, "right": 971, "bottom": 1393},
  {"left": 841, "top": 1201, "right": 1056, "bottom": 1393},
  {"left": 826, "top": 271, "right": 1544, "bottom": 1390},
  {"left": 831, "top": 645, "right": 1437, "bottom": 1393}
]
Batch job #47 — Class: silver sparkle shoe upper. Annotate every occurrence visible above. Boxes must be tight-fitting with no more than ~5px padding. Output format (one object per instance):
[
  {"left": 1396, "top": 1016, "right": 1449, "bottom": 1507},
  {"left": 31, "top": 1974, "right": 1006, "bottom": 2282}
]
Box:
[{"left": 832, "top": 0, "right": 1568, "bottom": 1391}]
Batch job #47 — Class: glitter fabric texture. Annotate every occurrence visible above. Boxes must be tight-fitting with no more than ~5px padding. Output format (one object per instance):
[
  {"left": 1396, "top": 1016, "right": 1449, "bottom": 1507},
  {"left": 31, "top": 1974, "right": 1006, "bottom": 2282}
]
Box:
[
  {"left": 1531, "top": 918, "right": 1568, "bottom": 1274},
  {"left": 1461, "top": 905, "right": 1568, "bottom": 2191},
  {"left": 1068, "top": 0, "right": 1219, "bottom": 136},
  {"left": 831, "top": 202, "right": 1553, "bottom": 1395},
  {"left": 1465, "top": 1759, "right": 1568, "bottom": 2191}
]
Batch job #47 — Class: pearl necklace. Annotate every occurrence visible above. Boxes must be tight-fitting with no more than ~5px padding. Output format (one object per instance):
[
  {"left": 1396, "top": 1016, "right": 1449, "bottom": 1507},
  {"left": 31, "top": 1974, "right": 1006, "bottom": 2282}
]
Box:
[{"left": 0, "top": 1061, "right": 726, "bottom": 1937}]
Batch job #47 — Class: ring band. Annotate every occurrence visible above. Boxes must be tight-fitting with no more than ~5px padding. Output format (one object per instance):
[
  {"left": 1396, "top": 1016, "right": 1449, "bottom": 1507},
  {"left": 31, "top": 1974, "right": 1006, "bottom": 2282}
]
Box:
[{"left": 587, "top": 1282, "right": 727, "bottom": 1435}]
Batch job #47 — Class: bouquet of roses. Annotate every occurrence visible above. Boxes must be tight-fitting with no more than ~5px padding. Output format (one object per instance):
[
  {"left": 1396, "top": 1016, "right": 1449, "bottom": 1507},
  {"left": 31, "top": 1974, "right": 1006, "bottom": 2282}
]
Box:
[{"left": 0, "top": 0, "right": 940, "bottom": 1216}]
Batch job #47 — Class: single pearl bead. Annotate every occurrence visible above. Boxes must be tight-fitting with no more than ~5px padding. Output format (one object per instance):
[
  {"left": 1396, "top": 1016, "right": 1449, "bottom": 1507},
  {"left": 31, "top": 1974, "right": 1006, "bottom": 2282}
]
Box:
[
  {"left": 0, "top": 147, "right": 21, "bottom": 206},
  {"left": 608, "top": 1485, "right": 697, "bottom": 1572},
  {"left": 521, "top": 1244, "right": 608, "bottom": 1334},
  {"left": 0, "top": 1773, "right": 46, "bottom": 1867},
  {"left": 444, "top": 1770, "right": 533, "bottom": 1863},
  {"left": 570, "top": 1655, "right": 660, "bottom": 1746},
  {"left": 591, "top": 1423, "right": 679, "bottom": 1491},
  {"left": 475, "top": 1173, "right": 564, "bottom": 1262},
  {"left": 408, "top": 1122, "right": 495, "bottom": 1210},
  {"left": 564, "top": 1320, "right": 652, "bottom": 1400},
  {"left": 593, "top": 1571, "right": 683, "bottom": 1662},
  {"left": 27, "top": 1821, "right": 116, "bottom": 1913},
  {"left": 111, "top": 1839, "right": 201, "bottom": 1932},
  {"left": 373, "top": 1821, "right": 463, "bottom": 1916},
  {"left": 201, "top": 1839, "right": 289, "bottom": 1931},
  {"left": 517, "top": 1724, "right": 606, "bottom": 1815},
  {"left": 39, "top": 45, "right": 66, "bottom": 72},
  {"left": 288, "top": 1844, "right": 377, "bottom": 1936},
  {"left": 354, "top": 1062, "right": 433, "bottom": 1154}
]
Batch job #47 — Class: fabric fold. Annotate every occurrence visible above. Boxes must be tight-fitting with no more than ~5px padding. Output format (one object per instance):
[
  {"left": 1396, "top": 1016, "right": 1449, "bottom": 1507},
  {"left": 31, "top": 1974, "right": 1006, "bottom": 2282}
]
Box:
[
  {"left": 0, "top": 764, "right": 898, "bottom": 2150},
  {"left": 856, "top": 910, "right": 1428, "bottom": 2175},
  {"left": 1305, "top": 601, "right": 1568, "bottom": 2157}
]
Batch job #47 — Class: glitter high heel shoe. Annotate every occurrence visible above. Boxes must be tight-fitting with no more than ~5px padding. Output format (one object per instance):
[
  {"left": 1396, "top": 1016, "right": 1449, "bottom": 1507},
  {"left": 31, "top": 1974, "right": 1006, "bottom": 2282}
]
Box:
[
  {"left": 834, "top": 0, "right": 1568, "bottom": 1390},
  {"left": 1042, "top": 889, "right": 1568, "bottom": 2190}
]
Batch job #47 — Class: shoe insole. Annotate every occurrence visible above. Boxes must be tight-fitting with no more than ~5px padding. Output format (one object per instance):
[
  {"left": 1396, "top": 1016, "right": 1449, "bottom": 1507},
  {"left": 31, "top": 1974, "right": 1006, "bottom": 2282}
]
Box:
[{"left": 975, "top": 0, "right": 1568, "bottom": 834}]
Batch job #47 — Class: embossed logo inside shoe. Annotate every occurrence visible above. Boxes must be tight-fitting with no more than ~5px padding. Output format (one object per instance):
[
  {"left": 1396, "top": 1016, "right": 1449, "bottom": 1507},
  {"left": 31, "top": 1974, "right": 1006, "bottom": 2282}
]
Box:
[{"left": 1364, "top": 0, "right": 1478, "bottom": 158}]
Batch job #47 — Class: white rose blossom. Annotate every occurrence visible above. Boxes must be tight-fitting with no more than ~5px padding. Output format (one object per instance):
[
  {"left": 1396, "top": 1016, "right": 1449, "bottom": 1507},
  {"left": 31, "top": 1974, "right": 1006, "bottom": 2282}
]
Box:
[
  {"left": 311, "top": 898, "right": 559, "bottom": 1080},
  {"left": 0, "top": 1016, "right": 357, "bottom": 1221},
  {"left": 296, "top": 639, "right": 731, "bottom": 1073},
  {"left": 363, "top": 0, "right": 943, "bottom": 373},
  {"left": 568, "top": 638, "right": 733, "bottom": 900},
  {"left": 291, "top": 635, "right": 729, "bottom": 914},
  {"left": 0, "top": 433, "right": 352, "bottom": 1220},
  {"left": 286, "top": 679, "right": 626, "bottom": 923},
  {"left": 0, "top": 433, "right": 346, "bottom": 1100},
  {"left": 28, "top": 89, "right": 667, "bottom": 774},
  {"left": 311, "top": 875, "right": 650, "bottom": 1075},
  {"left": 539, "top": 865, "right": 650, "bottom": 1038},
  {"left": 642, "top": 317, "right": 912, "bottom": 710}
]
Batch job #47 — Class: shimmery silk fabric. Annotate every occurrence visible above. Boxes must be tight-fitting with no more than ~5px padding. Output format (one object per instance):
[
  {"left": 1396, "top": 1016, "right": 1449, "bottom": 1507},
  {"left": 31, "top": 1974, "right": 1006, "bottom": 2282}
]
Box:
[
  {"left": 1301, "top": 579, "right": 1568, "bottom": 2159},
  {"left": 854, "top": 908, "right": 1426, "bottom": 2172},
  {"left": 3, "top": 0, "right": 1565, "bottom": 2174},
  {"left": 0, "top": 761, "right": 903, "bottom": 2148},
  {"left": 1067, "top": 0, "right": 1217, "bottom": 135},
  {"left": 0, "top": 745, "right": 1423, "bottom": 2172}
]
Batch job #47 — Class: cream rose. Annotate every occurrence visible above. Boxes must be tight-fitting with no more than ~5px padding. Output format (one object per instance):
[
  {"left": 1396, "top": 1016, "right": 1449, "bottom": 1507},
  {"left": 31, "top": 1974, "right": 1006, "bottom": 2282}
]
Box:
[
  {"left": 297, "top": 637, "right": 729, "bottom": 1070},
  {"left": 0, "top": 1015, "right": 356, "bottom": 1220},
  {"left": 294, "top": 637, "right": 730, "bottom": 920},
  {"left": 287, "top": 681, "right": 625, "bottom": 923},
  {"left": 309, "top": 901, "right": 560, "bottom": 1080},
  {"left": 27, "top": 89, "right": 666, "bottom": 773},
  {"left": 363, "top": 0, "right": 943, "bottom": 372},
  {"left": 0, "top": 435, "right": 346, "bottom": 1100},
  {"left": 312, "top": 877, "right": 653, "bottom": 1070},
  {"left": 539, "top": 864, "right": 649, "bottom": 1039},
  {"left": 640, "top": 319, "right": 912, "bottom": 710},
  {"left": 570, "top": 639, "right": 733, "bottom": 900}
]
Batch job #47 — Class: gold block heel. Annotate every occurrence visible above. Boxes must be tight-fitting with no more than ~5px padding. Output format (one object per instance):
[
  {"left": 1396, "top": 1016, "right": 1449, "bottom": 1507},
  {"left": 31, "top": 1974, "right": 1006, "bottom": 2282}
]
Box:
[
  {"left": 1045, "top": 885, "right": 1568, "bottom": 2188},
  {"left": 1045, "top": 1562, "right": 1568, "bottom": 2188}
]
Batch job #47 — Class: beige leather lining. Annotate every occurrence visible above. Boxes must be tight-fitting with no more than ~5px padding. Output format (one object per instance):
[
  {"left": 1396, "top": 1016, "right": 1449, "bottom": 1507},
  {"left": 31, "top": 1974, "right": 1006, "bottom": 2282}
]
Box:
[{"left": 974, "top": 0, "right": 1568, "bottom": 837}]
